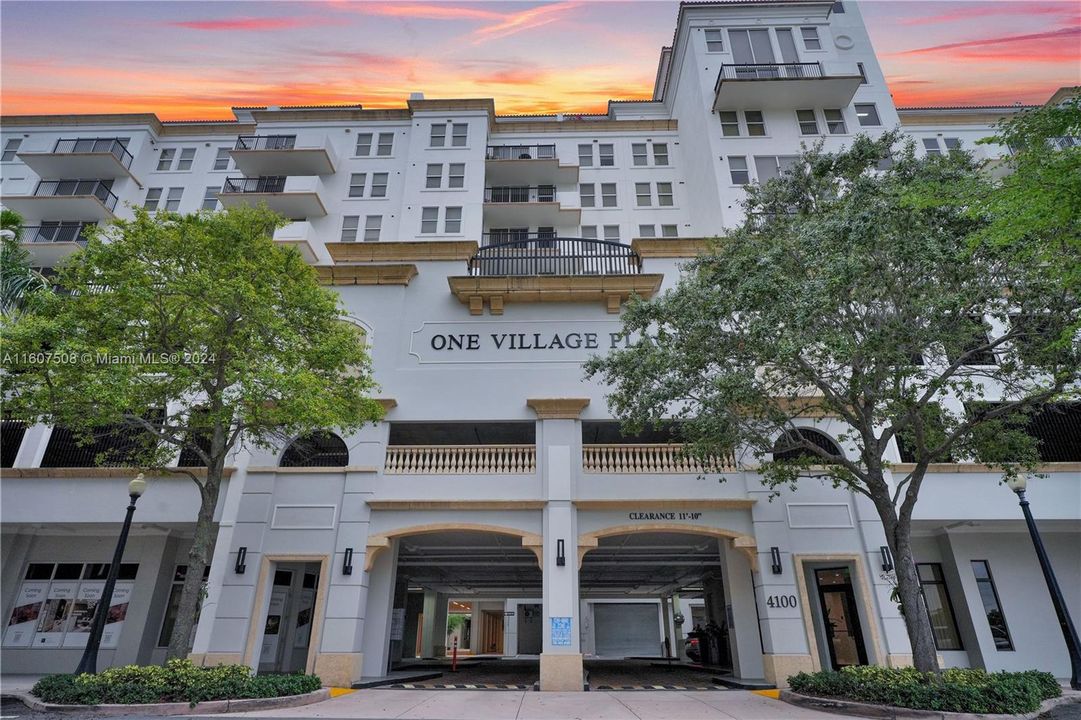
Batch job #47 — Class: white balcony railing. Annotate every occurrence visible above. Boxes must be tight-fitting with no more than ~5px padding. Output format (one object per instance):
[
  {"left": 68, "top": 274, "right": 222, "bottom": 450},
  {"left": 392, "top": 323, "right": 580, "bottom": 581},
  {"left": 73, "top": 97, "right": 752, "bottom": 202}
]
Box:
[
  {"left": 582, "top": 444, "right": 735, "bottom": 473},
  {"left": 384, "top": 445, "right": 536, "bottom": 474}
]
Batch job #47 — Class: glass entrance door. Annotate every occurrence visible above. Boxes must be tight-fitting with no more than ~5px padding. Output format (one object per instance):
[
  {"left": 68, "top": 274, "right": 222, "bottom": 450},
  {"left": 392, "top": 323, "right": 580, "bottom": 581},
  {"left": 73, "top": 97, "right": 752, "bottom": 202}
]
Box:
[{"left": 814, "top": 567, "right": 868, "bottom": 670}]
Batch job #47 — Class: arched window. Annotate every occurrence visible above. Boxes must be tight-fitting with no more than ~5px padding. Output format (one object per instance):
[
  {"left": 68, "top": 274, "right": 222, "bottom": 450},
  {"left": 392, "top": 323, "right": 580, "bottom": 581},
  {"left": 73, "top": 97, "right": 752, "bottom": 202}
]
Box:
[
  {"left": 280, "top": 431, "right": 348, "bottom": 467},
  {"left": 772, "top": 428, "right": 843, "bottom": 462}
]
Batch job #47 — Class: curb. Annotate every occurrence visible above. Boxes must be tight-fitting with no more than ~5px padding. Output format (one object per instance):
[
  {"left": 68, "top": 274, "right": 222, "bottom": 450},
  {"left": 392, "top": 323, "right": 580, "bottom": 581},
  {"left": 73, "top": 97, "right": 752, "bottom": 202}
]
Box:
[
  {"left": 780, "top": 690, "right": 1080, "bottom": 720},
  {"left": 5, "top": 687, "right": 331, "bottom": 715}
]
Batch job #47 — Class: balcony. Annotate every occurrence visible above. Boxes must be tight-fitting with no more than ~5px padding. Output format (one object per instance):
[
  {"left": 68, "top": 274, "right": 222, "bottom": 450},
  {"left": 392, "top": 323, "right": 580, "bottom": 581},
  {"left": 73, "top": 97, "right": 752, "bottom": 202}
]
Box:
[
  {"left": 218, "top": 176, "right": 327, "bottom": 218},
  {"left": 713, "top": 62, "right": 862, "bottom": 111},
  {"left": 583, "top": 444, "right": 736, "bottom": 473},
  {"left": 272, "top": 220, "right": 317, "bottom": 262},
  {"left": 449, "top": 236, "right": 661, "bottom": 315},
  {"left": 17, "top": 138, "right": 137, "bottom": 182},
  {"left": 384, "top": 445, "right": 536, "bottom": 474},
  {"left": 19, "top": 223, "right": 94, "bottom": 265},
  {"left": 229, "top": 134, "right": 335, "bottom": 176},
  {"left": 483, "top": 185, "right": 580, "bottom": 226},
  {"left": 2, "top": 180, "right": 118, "bottom": 221},
  {"left": 485, "top": 144, "right": 578, "bottom": 185}
]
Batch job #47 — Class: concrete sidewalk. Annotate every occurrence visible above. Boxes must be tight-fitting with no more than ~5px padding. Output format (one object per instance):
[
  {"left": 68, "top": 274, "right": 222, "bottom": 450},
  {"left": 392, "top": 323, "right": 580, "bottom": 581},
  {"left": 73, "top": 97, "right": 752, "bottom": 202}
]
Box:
[{"left": 220, "top": 688, "right": 871, "bottom": 720}]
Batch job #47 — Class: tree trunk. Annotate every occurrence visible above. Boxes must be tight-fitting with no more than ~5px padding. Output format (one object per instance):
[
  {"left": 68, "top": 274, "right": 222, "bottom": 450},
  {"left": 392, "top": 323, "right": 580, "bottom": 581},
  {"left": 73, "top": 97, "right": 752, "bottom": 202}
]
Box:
[
  {"left": 891, "top": 526, "right": 941, "bottom": 672},
  {"left": 166, "top": 470, "right": 223, "bottom": 661}
]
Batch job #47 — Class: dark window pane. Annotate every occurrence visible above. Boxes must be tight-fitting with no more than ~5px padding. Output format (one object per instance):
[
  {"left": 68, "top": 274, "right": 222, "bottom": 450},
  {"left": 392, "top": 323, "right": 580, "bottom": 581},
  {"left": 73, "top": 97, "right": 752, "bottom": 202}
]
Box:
[
  {"left": 56, "top": 563, "right": 84, "bottom": 579},
  {"left": 773, "top": 428, "right": 843, "bottom": 461},
  {"left": 970, "top": 560, "right": 1013, "bottom": 650},
  {"left": 25, "top": 563, "right": 54, "bottom": 580},
  {"left": 1, "top": 420, "right": 27, "bottom": 467},
  {"left": 280, "top": 431, "right": 349, "bottom": 467}
]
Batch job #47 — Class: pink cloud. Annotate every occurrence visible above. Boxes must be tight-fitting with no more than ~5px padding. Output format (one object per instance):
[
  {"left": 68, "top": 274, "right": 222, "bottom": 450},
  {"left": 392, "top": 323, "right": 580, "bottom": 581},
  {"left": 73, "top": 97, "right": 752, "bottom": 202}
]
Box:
[
  {"left": 169, "top": 16, "right": 326, "bottom": 31},
  {"left": 899, "top": 26, "right": 1081, "bottom": 60},
  {"left": 899, "top": 2, "right": 1078, "bottom": 26},
  {"left": 333, "top": 2, "right": 502, "bottom": 21},
  {"left": 471, "top": 2, "right": 581, "bottom": 43}
]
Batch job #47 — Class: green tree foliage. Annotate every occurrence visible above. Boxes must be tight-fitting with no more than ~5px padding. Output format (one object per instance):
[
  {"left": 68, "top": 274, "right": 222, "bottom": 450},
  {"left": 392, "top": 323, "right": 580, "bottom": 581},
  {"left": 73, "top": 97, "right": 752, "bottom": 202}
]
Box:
[
  {"left": 0, "top": 208, "right": 51, "bottom": 318},
  {"left": 586, "top": 131, "right": 1080, "bottom": 673},
  {"left": 1, "top": 205, "right": 384, "bottom": 659}
]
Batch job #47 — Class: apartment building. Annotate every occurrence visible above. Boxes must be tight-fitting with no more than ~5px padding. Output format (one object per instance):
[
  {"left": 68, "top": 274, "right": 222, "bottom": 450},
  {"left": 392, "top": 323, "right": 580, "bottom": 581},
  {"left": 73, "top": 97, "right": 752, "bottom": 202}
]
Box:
[{"left": 1, "top": 0, "right": 1078, "bottom": 691}]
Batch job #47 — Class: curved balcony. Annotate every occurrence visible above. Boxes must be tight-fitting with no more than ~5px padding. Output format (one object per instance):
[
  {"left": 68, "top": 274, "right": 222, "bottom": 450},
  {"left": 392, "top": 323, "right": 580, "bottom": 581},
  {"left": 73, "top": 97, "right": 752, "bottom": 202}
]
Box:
[
  {"left": 470, "top": 236, "right": 640, "bottom": 277},
  {"left": 713, "top": 62, "right": 862, "bottom": 111}
]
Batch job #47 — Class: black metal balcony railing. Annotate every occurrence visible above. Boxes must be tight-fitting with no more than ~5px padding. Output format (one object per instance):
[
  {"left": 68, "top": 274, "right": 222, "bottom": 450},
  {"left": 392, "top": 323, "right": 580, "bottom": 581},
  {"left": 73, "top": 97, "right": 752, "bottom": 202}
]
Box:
[
  {"left": 469, "top": 236, "right": 641, "bottom": 277},
  {"left": 21, "top": 223, "right": 95, "bottom": 244},
  {"left": 222, "top": 176, "right": 287, "bottom": 194},
  {"left": 52, "top": 138, "right": 133, "bottom": 169},
  {"left": 484, "top": 185, "right": 557, "bottom": 203},
  {"left": 716, "top": 62, "right": 824, "bottom": 89},
  {"left": 33, "top": 180, "right": 118, "bottom": 212},
  {"left": 235, "top": 135, "right": 297, "bottom": 151},
  {"left": 486, "top": 144, "right": 557, "bottom": 161}
]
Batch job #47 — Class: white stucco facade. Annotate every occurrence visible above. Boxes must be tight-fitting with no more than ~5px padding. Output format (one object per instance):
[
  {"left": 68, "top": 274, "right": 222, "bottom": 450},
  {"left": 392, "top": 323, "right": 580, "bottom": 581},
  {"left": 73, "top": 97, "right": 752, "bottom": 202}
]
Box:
[{"left": 1, "top": 0, "right": 1078, "bottom": 691}]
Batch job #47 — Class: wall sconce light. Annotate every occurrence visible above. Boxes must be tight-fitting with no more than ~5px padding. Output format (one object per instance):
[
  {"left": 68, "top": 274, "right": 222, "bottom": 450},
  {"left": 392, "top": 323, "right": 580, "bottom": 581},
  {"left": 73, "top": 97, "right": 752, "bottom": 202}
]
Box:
[
  {"left": 556, "top": 539, "right": 566, "bottom": 567},
  {"left": 342, "top": 548, "right": 354, "bottom": 576},
  {"left": 770, "top": 546, "right": 783, "bottom": 575},
  {"left": 880, "top": 545, "right": 894, "bottom": 572},
  {"left": 235, "top": 546, "right": 247, "bottom": 574}
]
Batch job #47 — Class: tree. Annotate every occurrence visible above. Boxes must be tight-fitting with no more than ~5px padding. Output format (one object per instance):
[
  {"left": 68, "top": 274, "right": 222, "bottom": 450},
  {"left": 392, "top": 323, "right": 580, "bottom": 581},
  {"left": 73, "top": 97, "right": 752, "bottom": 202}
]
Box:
[
  {"left": 0, "top": 208, "right": 50, "bottom": 318},
  {"left": 1, "top": 205, "right": 384, "bottom": 660},
  {"left": 585, "top": 131, "right": 1080, "bottom": 672}
]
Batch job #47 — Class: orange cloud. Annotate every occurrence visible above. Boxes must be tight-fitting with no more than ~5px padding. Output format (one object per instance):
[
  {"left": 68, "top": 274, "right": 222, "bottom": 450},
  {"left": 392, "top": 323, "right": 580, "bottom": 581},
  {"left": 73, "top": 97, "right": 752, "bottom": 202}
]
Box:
[
  {"left": 898, "top": 2, "right": 1077, "bottom": 26},
  {"left": 169, "top": 16, "right": 327, "bottom": 31}
]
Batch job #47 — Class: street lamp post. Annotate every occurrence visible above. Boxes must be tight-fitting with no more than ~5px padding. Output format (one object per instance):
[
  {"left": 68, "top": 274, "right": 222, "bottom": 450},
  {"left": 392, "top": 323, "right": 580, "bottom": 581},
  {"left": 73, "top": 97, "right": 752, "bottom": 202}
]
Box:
[
  {"left": 1005, "top": 475, "right": 1081, "bottom": 690},
  {"left": 75, "top": 474, "right": 147, "bottom": 675}
]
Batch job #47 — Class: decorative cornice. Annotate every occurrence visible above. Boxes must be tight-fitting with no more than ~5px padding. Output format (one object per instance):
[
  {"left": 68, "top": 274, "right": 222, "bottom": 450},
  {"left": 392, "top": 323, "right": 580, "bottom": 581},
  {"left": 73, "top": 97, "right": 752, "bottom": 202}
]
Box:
[
  {"left": 365, "top": 500, "right": 546, "bottom": 510},
  {"left": 327, "top": 241, "right": 477, "bottom": 263},
  {"left": 771, "top": 396, "right": 841, "bottom": 419},
  {"left": 2, "top": 467, "right": 235, "bottom": 478},
  {"left": 491, "top": 119, "right": 678, "bottom": 134},
  {"left": 375, "top": 398, "right": 398, "bottom": 412},
  {"left": 527, "top": 398, "right": 590, "bottom": 420},
  {"left": 447, "top": 274, "right": 663, "bottom": 315},
  {"left": 632, "top": 237, "right": 715, "bottom": 258},
  {"left": 316, "top": 264, "right": 418, "bottom": 286},
  {"left": 574, "top": 499, "right": 755, "bottom": 510},
  {"left": 247, "top": 466, "right": 378, "bottom": 474},
  {"left": 890, "top": 462, "right": 1081, "bottom": 473}
]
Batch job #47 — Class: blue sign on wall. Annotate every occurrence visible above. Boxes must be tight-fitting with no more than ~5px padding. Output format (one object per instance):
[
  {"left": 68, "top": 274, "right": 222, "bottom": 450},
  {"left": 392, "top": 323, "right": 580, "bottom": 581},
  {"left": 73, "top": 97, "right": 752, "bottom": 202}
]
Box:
[{"left": 550, "top": 616, "right": 572, "bottom": 646}]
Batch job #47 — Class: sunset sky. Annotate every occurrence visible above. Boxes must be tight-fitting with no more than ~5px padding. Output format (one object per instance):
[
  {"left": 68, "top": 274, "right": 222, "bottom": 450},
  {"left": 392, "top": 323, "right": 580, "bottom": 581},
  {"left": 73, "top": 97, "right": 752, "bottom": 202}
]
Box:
[{"left": 1, "top": 1, "right": 1078, "bottom": 120}]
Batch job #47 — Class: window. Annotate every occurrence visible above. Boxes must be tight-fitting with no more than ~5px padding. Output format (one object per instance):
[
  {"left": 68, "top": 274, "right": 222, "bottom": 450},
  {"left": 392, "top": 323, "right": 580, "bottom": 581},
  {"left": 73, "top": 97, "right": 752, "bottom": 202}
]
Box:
[
  {"left": 370, "top": 173, "right": 388, "bottom": 198},
  {"left": 580, "top": 183, "right": 595, "bottom": 207},
  {"left": 444, "top": 206, "right": 462, "bottom": 233},
  {"left": 855, "top": 103, "right": 881, "bottom": 126},
  {"left": 797, "top": 109, "right": 820, "bottom": 135},
  {"left": 773, "top": 428, "right": 843, "bottom": 461},
  {"left": 281, "top": 431, "right": 348, "bottom": 466},
  {"left": 448, "top": 163, "right": 465, "bottom": 188},
  {"left": 451, "top": 123, "right": 468, "bottom": 147},
  {"left": 971, "top": 560, "right": 1013, "bottom": 650},
  {"left": 580, "top": 225, "right": 598, "bottom": 239},
  {"left": 144, "top": 187, "right": 162, "bottom": 210},
  {"left": 800, "top": 26, "right": 821, "bottom": 50},
  {"left": 355, "top": 133, "right": 373, "bottom": 156},
  {"left": 824, "top": 109, "right": 847, "bottom": 134},
  {"left": 745, "top": 111, "right": 766, "bottom": 136},
  {"left": 1, "top": 421, "right": 26, "bottom": 467},
  {"left": 156, "top": 148, "right": 176, "bottom": 171},
  {"left": 943, "top": 137, "right": 962, "bottom": 151},
  {"left": 635, "top": 182, "right": 652, "bottom": 206},
  {"left": 657, "top": 182, "right": 673, "bottom": 206},
  {"left": 728, "top": 156, "right": 750, "bottom": 185},
  {"left": 201, "top": 186, "right": 219, "bottom": 211},
  {"left": 41, "top": 420, "right": 161, "bottom": 468},
  {"left": 349, "top": 173, "right": 366, "bottom": 197},
  {"left": 164, "top": 187, "right": 183, "bottom": 211},
  {"left": 923, "top": 138, "right": 942, "bottom": 156},
  {"left": 720, "top": 111, "right": 740, "bottom": 137},
  {"left": 430, "top": 124, "right": 446, "bottom": 148},
  {"left": 578, "top": 143, "right": 593, "bottom": 167},
  {"left": 653, "top": 143, "right": 669, "bottom": 166},
  {"left": 376, "top": 132, "right": 394, "bottom": 156},
  {"left": 632, "top": 143, "right": 648, "bottom": 166},
  {"left": 426, "top": 163, "right": 442, "bottom": 188},
  {"left": 364, "top": 215, "right": 382, "bottom": 242},
  {"left": 177, "top": 148, "right": 196, "bottom": 171},
  {"left": 704, "top": 29, "right": 724, "bottom": 52},
  {"left": 916, "top": 564, "right": 963, "bottom": 651},
  {"left": 603, "top": 225, "right": 620, "bottom": 241},
  {"left": 947, "top": 316, "right": 997, "bottom": 365},
  {"left": 638, "top": 224, "right": 656, "bottom": 237},
  {"left": 857, "top": 62, "right": 868, "bottom": 84},
  {"left": 755, "top": 155, "right": 799, "bottom": 182},
  {"left": 420, "top": 207, "right": 438, "bottom": 233},
  {"left": 601, "top": 183, "right": 617, "bottom": 207},
  {"left": 1, "top": 138, "right": 21, "bottom": 161},
  {"left": 832, "top": 1, "right": 845, "bottom": 11},
  {"left": 661, "top": 224, "right": 678, "bottom": 237},
  {"left": 213, "top": 147, "right": 230, "bottom": 170},
  {"left": 158, "top": 565, "right": 210, "bottom": 647},
  {"left": 341, "top": 216, "right": 359, "bottom": 242},
  {"left": 599, "top": 143, "right": 614, "bottom": 166}
]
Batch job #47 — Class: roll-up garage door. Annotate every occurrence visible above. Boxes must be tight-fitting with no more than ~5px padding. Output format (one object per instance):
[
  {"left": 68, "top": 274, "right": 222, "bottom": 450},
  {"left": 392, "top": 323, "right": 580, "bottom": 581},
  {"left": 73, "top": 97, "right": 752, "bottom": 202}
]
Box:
[{"left": 593, "top": 603, "right": 661, "bottom": 657}]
